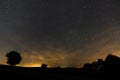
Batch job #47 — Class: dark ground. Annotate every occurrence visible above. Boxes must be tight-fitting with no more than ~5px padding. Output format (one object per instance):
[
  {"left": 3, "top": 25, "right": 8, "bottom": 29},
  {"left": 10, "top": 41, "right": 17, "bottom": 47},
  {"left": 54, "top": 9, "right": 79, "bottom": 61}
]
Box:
[{"left": 0, "top": 64, "right": 105, "bottom": 80}]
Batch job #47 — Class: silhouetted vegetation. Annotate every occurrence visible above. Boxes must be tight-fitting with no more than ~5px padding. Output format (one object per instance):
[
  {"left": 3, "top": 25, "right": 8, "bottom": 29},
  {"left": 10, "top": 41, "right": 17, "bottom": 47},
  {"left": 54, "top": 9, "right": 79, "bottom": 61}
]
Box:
[
  {"left": 6, "top": 51, "right": 22, "bottom": 66},
  {"left": 104, "top": 54, "right": 120, "bottom": 71},
  {"left": 82, "top": 54, "right": 120, "bottom": 79},
  {"left": 1, "top": 52, "right": 120, "bottom": 80},
  {"left": 41, "top": 64, "right": 47, "bottom": 69},
  {"left": 83, "top": 59, "right": 104, "bottom": 72}
]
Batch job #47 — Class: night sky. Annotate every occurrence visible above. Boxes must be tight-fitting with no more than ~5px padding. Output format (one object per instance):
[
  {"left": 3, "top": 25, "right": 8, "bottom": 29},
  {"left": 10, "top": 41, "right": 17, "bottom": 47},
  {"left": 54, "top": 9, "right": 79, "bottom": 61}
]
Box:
[{"left": 0, "top": 0, "right": 120, "bottom": 67}]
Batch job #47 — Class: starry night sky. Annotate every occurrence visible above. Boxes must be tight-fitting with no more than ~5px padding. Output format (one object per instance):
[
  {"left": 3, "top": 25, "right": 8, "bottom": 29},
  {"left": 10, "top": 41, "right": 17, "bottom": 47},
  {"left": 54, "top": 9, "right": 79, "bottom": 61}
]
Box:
[{"left": 0, "top": 0, "right": 120, "bottom": 67}]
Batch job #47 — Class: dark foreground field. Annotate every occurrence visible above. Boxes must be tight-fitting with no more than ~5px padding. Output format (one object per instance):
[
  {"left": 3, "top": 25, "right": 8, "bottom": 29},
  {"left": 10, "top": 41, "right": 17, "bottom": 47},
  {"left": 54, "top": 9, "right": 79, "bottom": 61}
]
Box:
[{"left": 0, "top": 65, "right": 105, "bottom": 80}]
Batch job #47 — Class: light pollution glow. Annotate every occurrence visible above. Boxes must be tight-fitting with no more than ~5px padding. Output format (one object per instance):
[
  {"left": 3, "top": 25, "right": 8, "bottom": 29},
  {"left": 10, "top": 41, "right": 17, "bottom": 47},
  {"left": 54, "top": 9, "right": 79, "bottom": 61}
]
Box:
[
  {"left": 0, "top": 26, "right": 120, "bottom": 68},
  {"left": 15, "top": 26, "right": 120, "bottom": 67}
]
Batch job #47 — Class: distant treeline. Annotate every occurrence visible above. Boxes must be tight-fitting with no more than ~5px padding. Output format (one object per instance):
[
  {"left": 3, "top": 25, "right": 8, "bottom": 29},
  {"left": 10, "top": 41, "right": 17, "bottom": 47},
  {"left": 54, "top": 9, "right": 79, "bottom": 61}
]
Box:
[
  {"left": 82, "top": 54, "right": 120, "bottom": 79},
  {"left": 83, "top": 54, "right": 120, "bottom": 72}
]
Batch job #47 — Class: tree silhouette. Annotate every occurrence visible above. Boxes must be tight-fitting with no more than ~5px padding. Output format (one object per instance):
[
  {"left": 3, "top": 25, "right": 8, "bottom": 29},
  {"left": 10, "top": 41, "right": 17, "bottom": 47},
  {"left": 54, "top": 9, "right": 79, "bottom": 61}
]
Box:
[
  {"left": 83, "top": 63, "right": 92, "bottom": 72},
  {"left": 91, "top": 59, "right": 104, "bottom": 71},
  {"left": 104, "top": 54, "right": 120, "bottom": 72},
  {"left": 41, "top": 64, "right": 47, "bottom": 69},
  {"left": 6, "top": 51, "right": 22, "bottom": 66}
]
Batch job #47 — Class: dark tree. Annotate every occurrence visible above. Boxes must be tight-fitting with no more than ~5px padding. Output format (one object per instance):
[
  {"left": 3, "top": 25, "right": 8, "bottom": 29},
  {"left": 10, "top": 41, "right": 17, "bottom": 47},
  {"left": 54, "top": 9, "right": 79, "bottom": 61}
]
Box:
[
  {"left": 6, "top": 51, "right": 22, "bottom": 66},
  {"left": 104, "top": 54, "right": 120, "bottom": 72},
  {"left": 91, "top": 59, "right": 104, "bottom": 71},
  {"left": 83, "top": 63, "right": 92, "bottom": 72},
  {"left": 41, "top": 64, "right": 47, "bottom": 69}
]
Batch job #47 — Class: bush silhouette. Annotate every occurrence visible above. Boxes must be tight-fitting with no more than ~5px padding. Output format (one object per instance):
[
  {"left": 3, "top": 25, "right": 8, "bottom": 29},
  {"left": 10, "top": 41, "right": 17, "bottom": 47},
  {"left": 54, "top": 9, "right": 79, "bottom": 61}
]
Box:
[
  {"left": 6, "top": 51, "right": 22, "bottom": 66},
  {"left": 41, "top": 64, "right": 47, "bottom": 69},
  {"left": 83, "top": 63, "right": 92, "bottom": 71}
]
